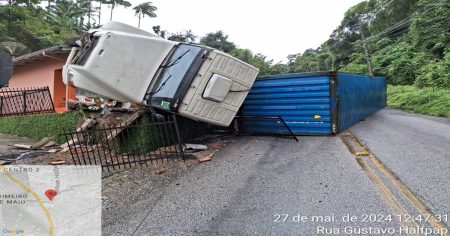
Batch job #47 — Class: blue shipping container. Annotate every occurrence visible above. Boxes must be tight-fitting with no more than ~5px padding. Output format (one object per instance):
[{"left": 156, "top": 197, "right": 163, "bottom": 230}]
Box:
[{"left": 241, "top": 72, "right": 387, "bottom": 135}]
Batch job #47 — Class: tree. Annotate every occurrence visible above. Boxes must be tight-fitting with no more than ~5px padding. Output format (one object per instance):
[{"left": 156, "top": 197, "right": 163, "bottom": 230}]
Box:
[
  {"left": 200, "top": 31, "right": 236, "bottom": 53},
  {"left": 133, "top": 2, "right": 156, "bottom": 28},
  {"left": 47, "top": 0, "right": 88, "bottom": 32},
  {"left": 11, "top": 0, "right": 41, "bottom": 8},
  {"left": 0, "top": 41, "right": 29, "bottom": 56},
  {"left": 152, "top": 25, "right": 166, "bottom": 38},
  {"left": 167, "top": 30, "right": 195, "bottom": 42},
  {"left": 288, "top": 49, "right": 321, "bottom": 72},
  {"left": 229, "top": 48, "right": 276, "bottom": 76},
  {"left": 104, "top": 0, "right": 131, "bottom": 21},
  {"left": 92, "top": 0, "right": 107, "bottom": 25},
  {"left": 0, "top": 4, "right": 77, "bottom": 53}
]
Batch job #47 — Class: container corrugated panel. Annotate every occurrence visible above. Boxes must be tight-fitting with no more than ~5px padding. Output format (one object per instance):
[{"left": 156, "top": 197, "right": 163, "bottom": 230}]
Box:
[
  {"left": 241, "top": 72, "right": 332, "bottom": 135},
  {"left": 337, "top": 73, "right": 387, "bottom": 131},
  {"left": 241, "top": 72, "right": 386, "bottom": 135}
]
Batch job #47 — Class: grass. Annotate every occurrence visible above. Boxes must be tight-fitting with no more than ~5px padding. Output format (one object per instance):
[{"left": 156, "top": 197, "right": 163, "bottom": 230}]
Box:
[
  {"left": 387, "top": 85, "right": 450, "bottom": 118},
  {"left": 0, "top": 111, "right": 83, "bottom": 144},
  {"left": 116, "top": 114, "right": 174, "bottom": 154}
]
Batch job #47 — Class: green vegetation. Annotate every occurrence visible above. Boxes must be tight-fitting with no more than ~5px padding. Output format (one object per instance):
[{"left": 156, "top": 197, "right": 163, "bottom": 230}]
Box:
[
  {"left": 0, "top": 112, "right": 82, "bottom": 143},
  {"left": 1, "top": 0, "right": 448, "bottom": 117},
  {"left": 116, "top": 114, "right": 175, "bottom": 154},
  {"left": 133, "top": 2, "right": 157, "bottom": 29},
  {"left": 196, "top": 0, "right": 449, "bottom": 89},
  {"left": 0, "top": 0, "right": 157, "bottom": 56},
  {"left": 0, "top": 5, "right": 77, "bottom": 56},
  {"left": 388, "top": 85, "right": 450, "bottom": 118},
  {"left": 195, "top": 0, "right": 450, "bottom": 117}
]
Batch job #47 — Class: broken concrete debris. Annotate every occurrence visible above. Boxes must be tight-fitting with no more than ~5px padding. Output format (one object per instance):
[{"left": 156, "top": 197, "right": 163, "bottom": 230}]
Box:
[
  {"left": 50, "top": 160, "right": 66, "bottom": 165},
  {"left": 155, "top": 168, "right": 166, "bottom": 174},
  {"left": 2, "top": 103, "right": 230, "bottom": 172},
  {"left": 183, "top": 144, "right": 208, "bottom": 152},
  {"left": 190, "top": 149, "right": 217, "bottom": 163},
  {"left": 12, "top": 144, "right": 32, "bottom": 149},
  {"left": 13, "top": 137, "right": 55, "bottom": 150},
  {"left": 68, "top": 96, "right": 119, "bottom": 112}
]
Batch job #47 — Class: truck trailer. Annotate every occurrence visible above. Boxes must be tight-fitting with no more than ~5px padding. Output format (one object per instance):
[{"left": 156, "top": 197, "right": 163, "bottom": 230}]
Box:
[{"left": 63, "top": 22, "right": 259, "bottom": 126}]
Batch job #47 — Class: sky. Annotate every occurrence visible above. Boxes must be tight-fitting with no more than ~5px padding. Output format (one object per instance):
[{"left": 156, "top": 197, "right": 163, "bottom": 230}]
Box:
[{"left": 98, "top": 0, "right": 364, "bottom": 62}]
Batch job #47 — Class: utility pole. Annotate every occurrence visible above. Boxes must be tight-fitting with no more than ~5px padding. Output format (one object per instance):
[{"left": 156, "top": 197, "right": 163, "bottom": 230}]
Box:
[{"left": 360, "top": 26, "right": 374, "bottom": 76}]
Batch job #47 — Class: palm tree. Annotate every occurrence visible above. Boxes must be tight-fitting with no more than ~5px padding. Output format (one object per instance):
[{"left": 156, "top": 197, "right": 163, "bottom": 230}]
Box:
[
  {"left": 105, "top": 0, "right": 131, "bottom": 21},
  {"left": 47, "top": 0, "right": 88, "bottom": 32},
  {"left": 95, "top": 0, "right": 107, "bottom": 25},
  {"left": 133, "top": 2, "right": 157, "bottom": 28}
]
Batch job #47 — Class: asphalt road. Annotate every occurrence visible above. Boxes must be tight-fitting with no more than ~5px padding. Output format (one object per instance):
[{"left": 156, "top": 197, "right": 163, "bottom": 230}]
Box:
[
  {"left": 103, "top": 108, "right": 449, "bottom": 235},
  {"left": 0, "top": 133, "right": 35, "bottom": 159},
  {"left": 351, "top": 108, "right": 450, "bottom": 219}
]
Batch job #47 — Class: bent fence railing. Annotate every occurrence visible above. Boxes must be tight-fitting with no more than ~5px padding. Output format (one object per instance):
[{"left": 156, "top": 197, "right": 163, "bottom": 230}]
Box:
[
  {"left": 235, "top": 115, "right": 298, "bottom": 142},
  {"left": 63, "top": 114, "right": 184, "bottom": 172},
  {"left": 176, "top": 115, "right": 236, "bottom": 144},
  {"left": 0, "top": 87, "right": 55, "bottom": 117},
  {"left": 62, "top": 113, "right": 297, "bottom": 171}
]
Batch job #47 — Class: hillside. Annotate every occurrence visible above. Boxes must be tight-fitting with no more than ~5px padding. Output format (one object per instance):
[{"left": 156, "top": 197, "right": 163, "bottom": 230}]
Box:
[
  {"left": 284, "top": 0, "right": 449, "bottom": 89},
  {"left": 1, "top": 0, "right": 449, "bottom": 116}
]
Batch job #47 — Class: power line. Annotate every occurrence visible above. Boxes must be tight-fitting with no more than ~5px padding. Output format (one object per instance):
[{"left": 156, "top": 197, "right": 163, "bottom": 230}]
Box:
[
  {"left": 339, "top": 1, "right": 445, "bottom": 45},
  {"left": 307, "top": 1, "right": 446, "bottom": 66},
  {"left": 367, "top": 2, "right": 446, "bottom": 41},
  {"left": 327, "top": 0, "right": 398, "bottom": 49},
  {"left": 366, "top": 18, "right": 410, "bottom": 41},
  {"left": 350, "top": 0, "right": 397, "bottom": 29}
]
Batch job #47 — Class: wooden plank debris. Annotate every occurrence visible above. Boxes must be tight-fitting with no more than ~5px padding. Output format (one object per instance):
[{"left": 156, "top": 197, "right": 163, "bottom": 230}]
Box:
[
  {"left": 61, "top": 118, "right": 97, "bottom": 148},
  {"left": 105, "top": 111, "right": 142, "bottom": 141}
]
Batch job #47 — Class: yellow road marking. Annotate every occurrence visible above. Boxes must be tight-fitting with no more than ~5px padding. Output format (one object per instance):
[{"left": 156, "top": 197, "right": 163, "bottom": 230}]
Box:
[
  {"left": 0, "top": 165, "right": 54, "bottom": 236},
  {"left": 340, "top": 131, "right": 370, "bottom": 156},
  {"left": 340, "top": 131, "right": 450, "bottom": 236},
  {"left": 354, "top": 151, "right": 371, "bottom": 156},
  {"left": 355, "top": 158, "right": 421, "bottom": 231},
  {"left": 369, "top": 155, "right": 450, "bottom": 235},
  {"left": 353, "top": 138, "right": 370, "bottom": 155}
]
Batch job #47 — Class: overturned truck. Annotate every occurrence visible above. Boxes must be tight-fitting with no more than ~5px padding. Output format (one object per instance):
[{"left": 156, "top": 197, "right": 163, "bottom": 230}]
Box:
[{"left": 63, "top": 22, "right": 259, "bottom": 126}]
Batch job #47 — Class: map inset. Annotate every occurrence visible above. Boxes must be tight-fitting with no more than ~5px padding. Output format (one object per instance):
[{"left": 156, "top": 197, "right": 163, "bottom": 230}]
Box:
[{"left": 0, "top": 165, "right": 101, "bottom": 236}]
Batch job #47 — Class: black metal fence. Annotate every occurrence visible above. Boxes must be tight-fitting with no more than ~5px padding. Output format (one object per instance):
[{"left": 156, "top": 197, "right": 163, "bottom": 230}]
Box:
[
  {"left": 235, "top": 115, "right": 298, "bottom": 142},
  {"left": 0, "top": 87, "right": 55, "bottom": 117},
  {"left": 176, "top": 116, "right": 236, "bottom": 144},
  {"left": 63, "top": 114, "right": 184, "bottom": 171},
  {"left": 62, "top": 113, "right": 297, "bottom": 171}
]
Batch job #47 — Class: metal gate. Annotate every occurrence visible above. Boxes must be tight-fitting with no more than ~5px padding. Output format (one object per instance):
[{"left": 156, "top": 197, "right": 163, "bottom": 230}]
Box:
[{"left": 0, "top": 87, "right": 55, "bottom": 117}]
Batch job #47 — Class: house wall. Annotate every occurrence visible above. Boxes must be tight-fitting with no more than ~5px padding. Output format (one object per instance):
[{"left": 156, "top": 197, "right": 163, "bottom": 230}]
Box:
[{"left": 7, "top": 54, "right": 76, "bottom": 112}]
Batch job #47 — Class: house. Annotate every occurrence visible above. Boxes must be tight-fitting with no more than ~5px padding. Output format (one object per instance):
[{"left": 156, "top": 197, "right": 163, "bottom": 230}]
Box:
[{"left": 8, "top": 45, "right": 77, "bottom": 112}]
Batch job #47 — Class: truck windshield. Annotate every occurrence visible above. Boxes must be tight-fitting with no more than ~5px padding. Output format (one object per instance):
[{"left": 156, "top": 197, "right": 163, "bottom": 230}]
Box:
[{"left": 149, "top": 44, "right": 204, "bottom": 111}]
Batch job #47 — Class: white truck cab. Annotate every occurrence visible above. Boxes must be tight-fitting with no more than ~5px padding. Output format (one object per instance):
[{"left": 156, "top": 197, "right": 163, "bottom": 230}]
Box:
[{"left": 63, "top": 22, "right": 259, "bottom": 126}]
